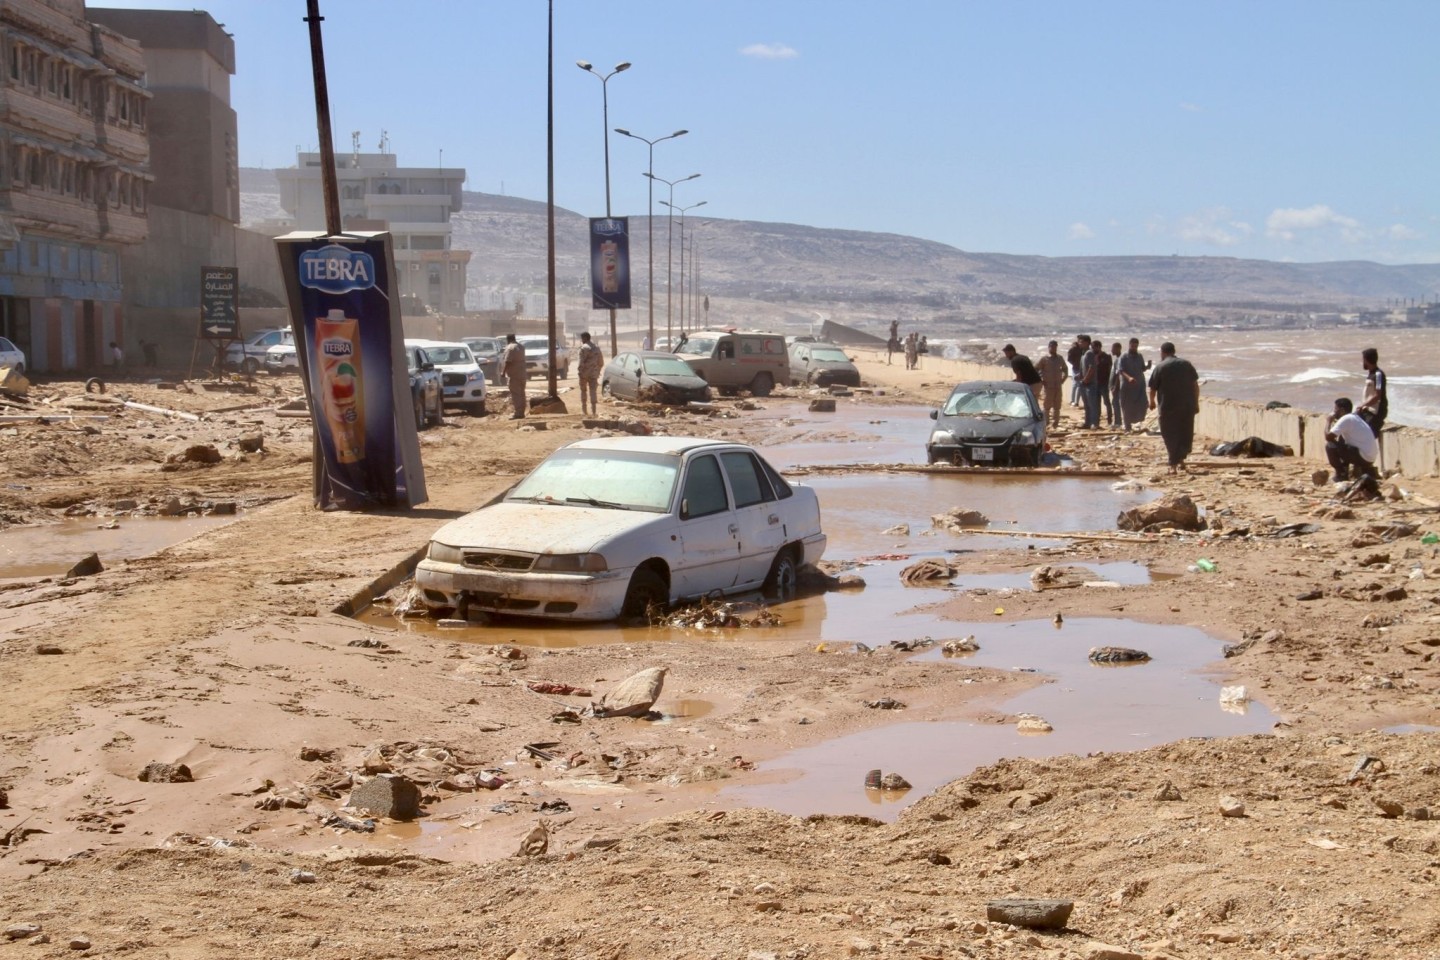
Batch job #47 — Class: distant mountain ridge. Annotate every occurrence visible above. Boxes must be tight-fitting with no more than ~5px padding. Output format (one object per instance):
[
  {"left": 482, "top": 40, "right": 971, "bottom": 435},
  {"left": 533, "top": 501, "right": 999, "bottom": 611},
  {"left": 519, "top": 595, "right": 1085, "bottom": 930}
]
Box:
[{"left": 239, "top": 167, "right": 1439, "bottom": 330}]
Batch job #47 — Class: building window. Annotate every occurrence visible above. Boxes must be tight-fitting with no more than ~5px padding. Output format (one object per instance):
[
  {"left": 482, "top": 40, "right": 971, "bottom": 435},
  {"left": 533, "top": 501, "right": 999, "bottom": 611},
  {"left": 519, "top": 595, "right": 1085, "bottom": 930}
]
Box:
[
  {"left": 44, "top": 58, "right": 56, "bottom": 94},
  {"left": 59, "top": 65, "right": 72, "bottom": 101},
  {"left": 27, "top": 152, "right": 41, "bottom": 188},
  {"left": 8, "top": 42, "right": 18, "bottom": 81}
]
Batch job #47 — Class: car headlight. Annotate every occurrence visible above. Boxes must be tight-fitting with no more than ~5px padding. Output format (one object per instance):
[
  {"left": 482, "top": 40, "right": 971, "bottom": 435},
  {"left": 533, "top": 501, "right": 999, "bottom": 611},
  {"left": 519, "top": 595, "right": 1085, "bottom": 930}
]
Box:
[
  {"left": 1016, "top": 430, "right": 1035, "bottom": 443},
  {"left": 533, "top": 553, "right": 608, "bottom": 573},
  {"left": 929, "top": 430, "right": 954, "bottom": 444},
  {"left": 428, "top": 542, "right": 463, "bottom": 564},
  {"left": 466, "top": 371, "right": 484, "bottom": 382}
]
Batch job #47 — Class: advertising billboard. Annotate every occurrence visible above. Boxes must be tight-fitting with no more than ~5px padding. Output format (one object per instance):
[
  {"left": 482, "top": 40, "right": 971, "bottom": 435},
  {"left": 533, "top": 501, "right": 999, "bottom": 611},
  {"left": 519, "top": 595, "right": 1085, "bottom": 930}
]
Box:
[
  {"left": 275, "top": 232, "right": 427, "bottom": 510},
  {"left": 589, "top": 217, "right": 632, "bottom": 310}
]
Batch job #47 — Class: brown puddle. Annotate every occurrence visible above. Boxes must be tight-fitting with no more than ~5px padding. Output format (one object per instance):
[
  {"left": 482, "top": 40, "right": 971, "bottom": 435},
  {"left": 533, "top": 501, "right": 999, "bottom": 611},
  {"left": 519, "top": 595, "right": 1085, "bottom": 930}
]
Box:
[
  {"left": 0, "top": 515, "right": 241, "bottom": 579},
  {"left": 720, "top": 616, "right": 1277, "bottom": 820}
]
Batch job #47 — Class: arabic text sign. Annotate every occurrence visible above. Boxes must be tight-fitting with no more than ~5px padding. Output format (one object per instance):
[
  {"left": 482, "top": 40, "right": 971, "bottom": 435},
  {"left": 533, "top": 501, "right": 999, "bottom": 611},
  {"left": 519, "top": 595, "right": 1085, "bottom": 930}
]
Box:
[{"left": 199, "top": 266, "right": 238, "bottom": 340}]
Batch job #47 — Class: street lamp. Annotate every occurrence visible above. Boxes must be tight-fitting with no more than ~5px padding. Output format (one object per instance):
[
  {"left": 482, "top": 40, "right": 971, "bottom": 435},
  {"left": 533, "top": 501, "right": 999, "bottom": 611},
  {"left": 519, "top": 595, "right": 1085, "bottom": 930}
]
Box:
[
  {"left": 646, "top": 172, "right": 700, "bottom": 346},
  {"left": 576, "top": 59, "right": 630, "bottom": 355},
  {"left": 614, "top": 127, "right": 686, "bottom": 349},
  {"left": 663, "top": 200, "right": 706, "bottom": 333}
]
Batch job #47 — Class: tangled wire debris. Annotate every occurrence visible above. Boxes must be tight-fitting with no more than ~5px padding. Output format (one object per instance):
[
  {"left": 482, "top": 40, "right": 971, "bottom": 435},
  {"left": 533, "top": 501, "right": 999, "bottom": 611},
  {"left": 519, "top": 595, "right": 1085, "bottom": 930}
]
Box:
[{"left": 654, "top": 596, "right": 780, "bottom": 629}]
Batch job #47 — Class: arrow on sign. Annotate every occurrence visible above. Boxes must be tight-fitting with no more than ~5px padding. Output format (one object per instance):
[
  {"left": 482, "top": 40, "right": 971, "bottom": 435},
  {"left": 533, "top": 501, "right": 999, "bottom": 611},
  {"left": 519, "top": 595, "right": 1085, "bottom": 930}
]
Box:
[{"left": 206, "top": 325, "right": 231, "bottom": 336}]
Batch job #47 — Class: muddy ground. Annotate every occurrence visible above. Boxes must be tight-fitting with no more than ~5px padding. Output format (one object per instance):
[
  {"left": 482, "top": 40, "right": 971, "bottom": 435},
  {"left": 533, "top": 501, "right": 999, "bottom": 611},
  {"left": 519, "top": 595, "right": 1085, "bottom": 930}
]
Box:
[{"left": 2, "top": 354, "right": 1439, "bottom": 959}]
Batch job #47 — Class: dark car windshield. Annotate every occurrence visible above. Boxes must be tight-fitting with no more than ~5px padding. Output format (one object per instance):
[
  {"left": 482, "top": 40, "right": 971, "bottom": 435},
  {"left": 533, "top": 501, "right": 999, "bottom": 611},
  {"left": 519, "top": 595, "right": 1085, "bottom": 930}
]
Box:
[
  {"left": 810, "top": 347, "right": 850, "bottom": 362},
  {"left": 642, "top": 356, "right": 696, "bottom": 377},
  {"left": 943, "top": 389, "right": 1033, "bottom": 418},
  {"left": 422, "top": 346, "right": 475, "bottom": 365}
]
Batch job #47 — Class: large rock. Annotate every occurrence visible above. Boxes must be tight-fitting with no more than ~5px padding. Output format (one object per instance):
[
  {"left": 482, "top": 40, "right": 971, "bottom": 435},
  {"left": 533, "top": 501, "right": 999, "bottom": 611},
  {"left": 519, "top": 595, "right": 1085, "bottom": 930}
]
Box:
[
  {"left": 591, "top": 666, "right": 668, "bottom": 718},
  {"left": 349, "top": 773, "right": 421, "bottom": 820},
  {"left": 986, "top": 898, "right": 1074, "bottom": 930},
  {"left": 931, "top": 508, "right": 990, "bottom": 533},
  {"left": 1117, "top": 493, "right": 1203, "bottom": 532},
  {"left": 64, "top": 553, "right": 103, "bottom": 578},
  {"left": 138, "top": 762, "right": 193, "bottom": 783}
]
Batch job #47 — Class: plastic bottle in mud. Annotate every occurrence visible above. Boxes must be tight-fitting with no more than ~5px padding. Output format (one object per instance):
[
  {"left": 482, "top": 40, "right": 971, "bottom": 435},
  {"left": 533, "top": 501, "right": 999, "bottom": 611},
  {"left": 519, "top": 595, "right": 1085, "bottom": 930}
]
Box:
[{"left": 315, "top": 309, "right": 365, "bottom": 463}]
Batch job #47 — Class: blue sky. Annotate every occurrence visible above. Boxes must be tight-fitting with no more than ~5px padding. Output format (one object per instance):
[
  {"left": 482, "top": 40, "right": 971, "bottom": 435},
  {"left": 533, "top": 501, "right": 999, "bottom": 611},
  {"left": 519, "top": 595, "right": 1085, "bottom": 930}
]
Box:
[{"left": 97, "top": 0, "right": 1438, "bottom": 264}]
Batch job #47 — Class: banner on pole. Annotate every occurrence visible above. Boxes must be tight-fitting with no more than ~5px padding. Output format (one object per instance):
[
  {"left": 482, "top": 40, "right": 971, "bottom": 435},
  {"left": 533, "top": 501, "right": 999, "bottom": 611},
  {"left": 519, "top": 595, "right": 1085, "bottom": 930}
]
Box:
[
  {"left": 589, "top": 217, "right": 631, "bottom": 310},
  {"left": 275, "top": 232, "right": 427, "bottom": 511}
]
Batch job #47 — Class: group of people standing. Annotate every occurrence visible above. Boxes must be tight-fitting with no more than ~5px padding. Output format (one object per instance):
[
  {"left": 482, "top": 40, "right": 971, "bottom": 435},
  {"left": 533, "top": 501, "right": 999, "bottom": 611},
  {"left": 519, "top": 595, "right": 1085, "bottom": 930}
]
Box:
[
  {"left": 1006, "top": 336, "right": 1201, "bottom": 473},
  {"left": 886, "top": 320, "right": 928, "bottom": 368}
]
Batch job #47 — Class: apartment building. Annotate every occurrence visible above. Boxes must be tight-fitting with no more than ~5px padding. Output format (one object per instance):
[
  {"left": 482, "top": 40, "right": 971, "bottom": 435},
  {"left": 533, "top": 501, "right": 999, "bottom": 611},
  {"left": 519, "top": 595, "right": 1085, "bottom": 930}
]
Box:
[
  {"left": 0, "top": 0, "right": 150, "bottom": 371},
  {"left": 276, "top": 148, "right": 471, "bottom": 315}
]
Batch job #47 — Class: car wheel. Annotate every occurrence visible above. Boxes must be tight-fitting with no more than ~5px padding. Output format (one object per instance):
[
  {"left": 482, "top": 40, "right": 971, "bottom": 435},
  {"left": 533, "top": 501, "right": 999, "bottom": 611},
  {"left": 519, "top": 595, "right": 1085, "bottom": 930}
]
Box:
[
  {"left": 926, "top": 448, "right": 942, "bottom": 465},
  {"left": 750, "top": 372, "right": 774, "bottom": 397},
  {"left": 240, "top": 357, "right": 259, "bottom": 376},
  {"left": 1030, "top": 447, "right": 1042, "bottom": 468},
  {"left": 14, "top": 362, "right": 24, "bottom": 374},
  {"left": 429, "top": 398, "right": 444, "bottom": 427},
  {"left": 621, "top": 567, "right": 668, "bottom": 620},
  {"left": 413, "top": 393, "right": 425, "bottom": 431},
  {"left": 601, "top": 380, "right": 612, "bottom": 396},
  {"left": 763, "top": 549, "right": 799, "bottom": 601},
  {"left": 470, "top": 401, "right": 486, "bottom": 417}
]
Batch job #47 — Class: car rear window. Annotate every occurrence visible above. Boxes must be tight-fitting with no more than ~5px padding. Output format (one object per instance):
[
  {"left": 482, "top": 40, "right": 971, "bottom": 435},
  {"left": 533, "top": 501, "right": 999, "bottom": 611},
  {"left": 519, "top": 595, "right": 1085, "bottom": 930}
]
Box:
[{"left": 720, "top": 452, "right": 773, "bottom": 508}]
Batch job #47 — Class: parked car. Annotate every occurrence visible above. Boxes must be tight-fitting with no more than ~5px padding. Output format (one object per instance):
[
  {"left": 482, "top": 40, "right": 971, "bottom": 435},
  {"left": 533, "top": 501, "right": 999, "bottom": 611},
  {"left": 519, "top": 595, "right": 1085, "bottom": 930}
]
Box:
[
  {"left": 263, "top": 342, "right": 300, "bottom": 373},
  {"left": 225, "top": 328, "right": 293, "bottom": 375},
  {"left": 602, "top": 351, "right": 713, "bottom": 405},
  {"left": 516, "top": 334, "right": 570, "bottom": 379},
  {"left": 402, "top": 343, "right": 445, "bottom": 430},
  {"left": 406, "top": 339, "right": 486, "bottom": 415},
  {"left": 927, "top": 380, "right": 1046, "bottom": 467},
  {"left": 462, "top": 336, "right": 506, "bottom": 386},
  {"left": 414, "top": 436, "right": 827, "bottom": 622},
  {"left": 788, "top": 341, "right": 861, "bottom": 387},
  {"left": 0, "top": 335, "right": 25, "bottom": 373},
  {"left": 672, "top": 329, "right": 788, "bottom": 397}
]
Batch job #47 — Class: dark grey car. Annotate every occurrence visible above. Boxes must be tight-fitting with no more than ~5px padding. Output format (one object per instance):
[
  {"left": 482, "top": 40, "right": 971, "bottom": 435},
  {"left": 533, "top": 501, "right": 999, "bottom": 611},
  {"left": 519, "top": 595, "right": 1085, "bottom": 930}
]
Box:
[
  {"left": 927, "top": 380, "right": 1045, "bottom": 466},
  {"left": 463, "top": 337, "right": 505, "bottom": 386},
  {"left": 602, "top": 351, "right": 713, "bottom": 404},
  {"left": 788, "top": 341, "right": 861, "bottom": 387}
]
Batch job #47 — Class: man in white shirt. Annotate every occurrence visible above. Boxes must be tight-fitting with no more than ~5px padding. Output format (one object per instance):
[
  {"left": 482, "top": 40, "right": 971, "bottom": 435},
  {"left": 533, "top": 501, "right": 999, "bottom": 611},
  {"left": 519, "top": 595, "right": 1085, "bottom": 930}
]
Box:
[{"left": 1324, "top": 397, "right": 1378, "bottom": 483}]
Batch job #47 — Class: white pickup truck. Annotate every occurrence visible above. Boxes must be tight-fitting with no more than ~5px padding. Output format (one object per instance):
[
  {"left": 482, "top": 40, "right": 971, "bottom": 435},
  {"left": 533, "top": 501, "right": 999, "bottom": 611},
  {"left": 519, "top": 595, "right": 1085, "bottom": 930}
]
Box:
[{"left": 225, "top": 329, "right": 293, "bottom": 375}]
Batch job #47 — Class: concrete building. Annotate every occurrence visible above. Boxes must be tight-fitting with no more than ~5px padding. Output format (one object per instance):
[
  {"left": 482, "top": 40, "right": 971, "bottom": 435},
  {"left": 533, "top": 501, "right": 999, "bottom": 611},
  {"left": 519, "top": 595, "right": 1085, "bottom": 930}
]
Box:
[
  {"left": 275, "top": 146, "right": 471, "bottom": 315},
  {"left": 0, "top": 0, "right": 151, "bottom": 371},
  {"left": 87, "top": 5, "right": 286, "bottom": 370}
]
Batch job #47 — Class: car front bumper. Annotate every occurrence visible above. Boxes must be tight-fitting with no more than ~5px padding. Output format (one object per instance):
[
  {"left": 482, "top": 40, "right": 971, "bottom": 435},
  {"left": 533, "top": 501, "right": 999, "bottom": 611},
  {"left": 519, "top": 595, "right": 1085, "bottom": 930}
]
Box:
[
  {"left": 927, "top": 438, "right": 1038, "bottom": 466},
  {"left": 415, "top": 558, "right": 632, "bottom": 621}
]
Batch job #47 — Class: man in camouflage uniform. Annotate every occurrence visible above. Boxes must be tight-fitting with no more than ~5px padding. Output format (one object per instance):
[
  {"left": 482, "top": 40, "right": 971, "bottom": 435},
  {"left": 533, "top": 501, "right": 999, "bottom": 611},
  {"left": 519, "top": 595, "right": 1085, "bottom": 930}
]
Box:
[
  {"left": 577, "top": 331, "right": 604, "bottom": 416},
  {"left": 501, "top": 334, "right": 528, "bottom": 419}
]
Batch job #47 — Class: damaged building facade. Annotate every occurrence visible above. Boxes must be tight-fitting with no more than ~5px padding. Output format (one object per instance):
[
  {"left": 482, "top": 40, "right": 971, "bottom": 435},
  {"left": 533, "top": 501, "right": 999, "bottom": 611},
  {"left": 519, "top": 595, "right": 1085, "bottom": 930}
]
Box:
[{"left": 0, "top": 0, "right": 150, "bottom": 372}]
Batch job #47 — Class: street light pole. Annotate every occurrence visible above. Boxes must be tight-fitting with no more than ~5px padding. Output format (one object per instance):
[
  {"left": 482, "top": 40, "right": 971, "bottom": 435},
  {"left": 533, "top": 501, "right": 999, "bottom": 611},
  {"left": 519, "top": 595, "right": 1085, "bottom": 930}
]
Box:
[
  {"left": 646, "top": 173, "right": 699, "bottom": 346},
  {"left": 614, "top": 128, "right": 686, "bottom": 349},
  {"left": 661, "top": 199, "right": 705, "bottom": 334},
  {"left": 576, "top": 59, "right": 630, "bottom": 356}
]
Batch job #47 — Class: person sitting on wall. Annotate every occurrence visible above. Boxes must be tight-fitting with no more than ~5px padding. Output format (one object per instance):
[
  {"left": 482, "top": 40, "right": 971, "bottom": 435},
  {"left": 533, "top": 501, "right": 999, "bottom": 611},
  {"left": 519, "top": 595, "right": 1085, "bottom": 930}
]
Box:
[{"left": 1325, "top": 396, "right": 1379, "bottom": 489}]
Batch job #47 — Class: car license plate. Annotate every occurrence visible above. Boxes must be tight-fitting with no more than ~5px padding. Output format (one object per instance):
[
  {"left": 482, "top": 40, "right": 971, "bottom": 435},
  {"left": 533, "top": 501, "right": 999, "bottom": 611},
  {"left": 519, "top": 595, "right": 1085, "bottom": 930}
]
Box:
[{"left": 971, "top": 447, "right": 994, "bottom": 462}]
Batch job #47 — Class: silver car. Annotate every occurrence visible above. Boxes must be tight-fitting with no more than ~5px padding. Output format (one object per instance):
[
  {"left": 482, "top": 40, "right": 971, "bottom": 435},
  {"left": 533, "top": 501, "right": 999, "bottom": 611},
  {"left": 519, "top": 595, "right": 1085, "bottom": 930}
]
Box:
[{"left": 415, "top": 436, "right": 827, "bottom": 621}]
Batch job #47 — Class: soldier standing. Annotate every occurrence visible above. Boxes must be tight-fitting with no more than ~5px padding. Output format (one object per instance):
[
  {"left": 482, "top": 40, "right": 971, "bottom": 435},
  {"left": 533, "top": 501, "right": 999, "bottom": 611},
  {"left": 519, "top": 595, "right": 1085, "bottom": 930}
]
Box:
[
  {"left": 501, "top": 334, "right": 528, "bottom": 419},
  {"left": 577, "top": 331, "right": 603, "bottom": 416}
]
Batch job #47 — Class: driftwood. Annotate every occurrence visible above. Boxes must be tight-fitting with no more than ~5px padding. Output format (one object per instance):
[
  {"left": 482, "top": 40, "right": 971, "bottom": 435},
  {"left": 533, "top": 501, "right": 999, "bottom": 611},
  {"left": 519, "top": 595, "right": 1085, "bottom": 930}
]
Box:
[{"left": 123, "top": 400, "right": 202, "bottom": 422}]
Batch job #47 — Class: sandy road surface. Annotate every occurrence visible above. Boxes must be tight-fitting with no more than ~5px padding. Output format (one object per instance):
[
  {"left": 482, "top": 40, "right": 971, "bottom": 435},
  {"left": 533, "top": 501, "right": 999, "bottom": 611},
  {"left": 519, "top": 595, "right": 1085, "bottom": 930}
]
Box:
[{"left": 2, "top": 361, "right": 1439, "bottom": 958}]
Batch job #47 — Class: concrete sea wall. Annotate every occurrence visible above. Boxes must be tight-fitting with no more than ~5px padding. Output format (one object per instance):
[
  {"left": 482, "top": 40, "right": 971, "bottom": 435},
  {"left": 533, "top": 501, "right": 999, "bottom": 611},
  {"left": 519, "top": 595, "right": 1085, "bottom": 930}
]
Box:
[{"left": 852, "top": 347, "right": 1440, "bottom": 479}]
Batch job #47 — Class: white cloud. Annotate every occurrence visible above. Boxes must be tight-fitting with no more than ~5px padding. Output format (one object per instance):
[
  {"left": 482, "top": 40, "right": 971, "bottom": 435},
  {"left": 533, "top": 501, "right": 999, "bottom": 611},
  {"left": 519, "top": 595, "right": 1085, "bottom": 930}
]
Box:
[
  {"left": 1177, "top": 208, "right": 1253, "bottom": 247},
  {"left": 1265, "top": 204, "right": 1361, "bottom": 242},
  {"left": 1386, "top": 223, "right": 1422, "bottom": 241},
  {"left": 1068, "top": 222, "right": 1095, "bottom": 240},
  {"left": 1179, "top": 102, "right": 1203, "bottom": 112},
  {"left": 739, "top": 42, "right": 798, "bottom": 60}
]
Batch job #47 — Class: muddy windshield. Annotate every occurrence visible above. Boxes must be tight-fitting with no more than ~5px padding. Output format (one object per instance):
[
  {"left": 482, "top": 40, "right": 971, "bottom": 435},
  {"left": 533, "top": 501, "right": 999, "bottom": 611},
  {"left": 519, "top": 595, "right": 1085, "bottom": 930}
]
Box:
[
  {"left": 677, "top": 337, "right": 717, "bottom": 357},
  {"left": 641, "top": 356, "right": 696, "bottom": 377},
  {"left": 943, "top": 389, "right": 1033, "bottom": 418},
  {"left": 810, "top": 347, "right": 850, "bottom": 362},
  {"left": 506, "top": 449, "right": 679, "bottom": 513}
]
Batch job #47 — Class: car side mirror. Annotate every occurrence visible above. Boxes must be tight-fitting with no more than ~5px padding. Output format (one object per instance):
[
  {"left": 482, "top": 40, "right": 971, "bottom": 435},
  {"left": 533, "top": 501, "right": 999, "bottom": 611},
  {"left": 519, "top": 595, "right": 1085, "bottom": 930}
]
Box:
[
  {"left": 421, "top": 362, "right": 435, "bottom": 372},
  {"left": 679, "top": 499, "right": 690, "bottom": 520},
  {"left": 929, "top": 410, "right": 938, "bottom": 420}
]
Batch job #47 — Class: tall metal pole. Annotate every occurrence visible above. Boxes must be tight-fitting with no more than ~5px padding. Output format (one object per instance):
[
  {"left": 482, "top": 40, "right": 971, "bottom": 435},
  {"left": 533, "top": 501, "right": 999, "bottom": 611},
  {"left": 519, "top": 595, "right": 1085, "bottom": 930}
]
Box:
[
  {"left": 544, "top": 0, "right": 557, "bottom": 399},
  {"left": 662, "top": 199, "right": 706, "bottom": 334},
  {"left": 647, "top": 173, "right": 699, "bottom": 346},
  {"left": 577, "top": 61, "right": 629, "bottom": 355},
  {"left": 616, "top": 129, "right": 686, "bottom": 348},
  {"left": 303, "top": 0, "right": 340, "bottom": 236}
]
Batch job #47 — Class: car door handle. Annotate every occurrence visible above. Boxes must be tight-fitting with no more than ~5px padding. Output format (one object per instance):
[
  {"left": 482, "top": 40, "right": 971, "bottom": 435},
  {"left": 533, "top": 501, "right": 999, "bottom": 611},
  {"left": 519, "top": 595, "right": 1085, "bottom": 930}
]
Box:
[{"left": 728, "top": 524, "right": 739, "bottom": 535}]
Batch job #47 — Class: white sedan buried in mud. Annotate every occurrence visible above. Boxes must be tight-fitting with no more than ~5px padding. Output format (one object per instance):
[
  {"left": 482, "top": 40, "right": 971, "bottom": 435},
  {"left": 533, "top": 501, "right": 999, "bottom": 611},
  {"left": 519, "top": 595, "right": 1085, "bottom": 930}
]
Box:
[{"left": 414, "top": 437, "right": 827, "bottom": 621}]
